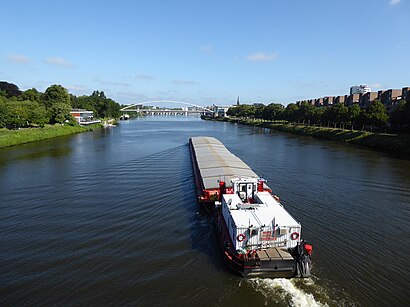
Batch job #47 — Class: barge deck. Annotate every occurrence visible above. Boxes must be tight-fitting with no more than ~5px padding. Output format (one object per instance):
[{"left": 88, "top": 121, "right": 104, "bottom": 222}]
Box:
[{"left": 189, "top": 136, "right": 312, "bottom": 278}]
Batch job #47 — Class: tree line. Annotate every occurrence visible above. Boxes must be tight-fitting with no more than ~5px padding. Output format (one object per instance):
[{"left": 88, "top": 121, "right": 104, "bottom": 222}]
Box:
[
  {"left": 0, "top": 82, "right": 121, "bottom": 129},
  {"left": 227, "top": 99, "right": 410, "bottom": 133}
]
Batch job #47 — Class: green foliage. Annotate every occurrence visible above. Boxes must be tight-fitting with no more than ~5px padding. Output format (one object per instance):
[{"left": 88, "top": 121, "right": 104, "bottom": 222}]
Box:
[
  {"left": 390, "top": 100, "right": 410, "bottom": 132},
  {"left": 20, "top": 88, "right": 41, "bottom": 103},
  {"left": 311, "top": 107, "right": 324, "bottom": 125},
  {"left": 6, "top": 101, "right": 30, "bottom": 128},
  {"left": 30, "top": 104, "right": 48, "bottom": 127},
  {"left": 43, "top": 84, "right": 70, "bottom": 107},
  {"left": 262, "top": 103, "right": 284, "bottom": 120},
  {"left": 283, "top": 103, "right": 299, "bottom": 122},
  {"left": 0, "top": 82, "right": 121, "bottom": 130},
  {"left": 333, "top": 104, "right": 348, "bottom": 127},
  {"left": 224, "top": 99, "right": 402, "bottom": 133},
  {"left": 298, "top": 102, "right": 316, "bottom": 125},
  {"left": 226, "top": 106, "right": 237, "bottom": 117},
  {"left": 42, "top": 85, "right": 72, "bottom": 124},
  {"left": 50, "top": 102, "right": 72, "bottom": 124},
  {"left": 348, "top": 105, "right": 361, "bottom": 129},
  {"left": 2, "top": 100, "right": 49, "bottom": 128},
  {"left": 364, "top": 100, "right": 388, "bottom": 131},
  {"left": 0, "top": 98, "right": 9, "bottom": 127},
  {"left": 43, "top": 84, "right": 71, "bottom": 109},
  {"left": 0, "top": 81, "right": 21, "bottom": 97},
  {"left": 227, "top": 104, "right": 255, "bottom": 118},
  {"left": 221, "top": 118, "right": 410, "bottom": 154},
  {"left": 72, "top": 91, "right": 121, "bottom": 118}
]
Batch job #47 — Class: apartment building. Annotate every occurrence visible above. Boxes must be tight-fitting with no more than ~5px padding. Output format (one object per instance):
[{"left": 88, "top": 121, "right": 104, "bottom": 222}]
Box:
[
  {"left": 346, "top": 94, "right": 361, "bottom": 106},
  {"left": 333, "top": 95, "right": 346, "bottom": 105},
  {"left": 323, "top": 96, "right": 334, "bottom": 106},
  {"left": 296, "top": 86, "right": 409, "bottom": 114},
  {"left": 360, "top": 92, "right": 378, "bottom": 109},
  {"left": 402, "top": 87, "right": 410, "bottom": 102},
  {"left": 315, "top": 98, "right": 324, "bottom": 107}
]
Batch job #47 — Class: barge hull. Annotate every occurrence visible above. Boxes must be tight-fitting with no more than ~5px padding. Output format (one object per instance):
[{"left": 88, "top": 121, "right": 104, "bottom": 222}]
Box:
[{"left": 189, "top": 136, "right": 310, "bottom": 278}]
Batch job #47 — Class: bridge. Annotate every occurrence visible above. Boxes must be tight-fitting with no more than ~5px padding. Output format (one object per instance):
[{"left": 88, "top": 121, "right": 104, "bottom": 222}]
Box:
[{"left": 120, "top": 100, "right": 213, "bottom": 116}]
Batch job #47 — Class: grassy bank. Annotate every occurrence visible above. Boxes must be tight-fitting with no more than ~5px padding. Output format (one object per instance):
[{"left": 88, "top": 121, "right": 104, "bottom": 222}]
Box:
[
  {"left": 0, "top": 124, "right": 102, "bottom": 148},
  {"left": 207, "top": 117, "right": 410, "bottom": 155}
]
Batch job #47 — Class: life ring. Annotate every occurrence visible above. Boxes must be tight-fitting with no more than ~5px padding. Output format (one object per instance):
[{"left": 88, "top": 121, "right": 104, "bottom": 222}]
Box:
[
  {"left": 237, "top": 233, "right": 246, "bottom": 242},
  {"left": 291, "top": 232, "right": 299, "bottom": 240}
]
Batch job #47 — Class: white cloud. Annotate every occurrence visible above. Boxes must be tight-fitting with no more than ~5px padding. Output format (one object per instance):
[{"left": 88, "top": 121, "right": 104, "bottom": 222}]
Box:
[
  {"left": 246, "top": 52, "right": 278, "bottom": 62},
  {"left": 66, "top": 84, "right": 88, "bottom": 92},
  {"left": 95, "top": 78, "right": 130, "bottom": 87},
  {"left": 171, "top": 79, "right": 199, "bottom": 85},
  {"left": 389, "top": 0, "right": 400, "bottom": 5},
  {"left": 45, "top": 56, "right": 74, "bottom": 68},
  {"left": 200, "top": 44, "right": 213, "bottom": 54},
  {"left": 370, "top": 83, "right": 383, "bottom": 89},
  {"left": 135, "top": 74, "right": 155, "bottom": 80},
  {"left": 7, "top": 53, "right": 30, "bottom": 64}
]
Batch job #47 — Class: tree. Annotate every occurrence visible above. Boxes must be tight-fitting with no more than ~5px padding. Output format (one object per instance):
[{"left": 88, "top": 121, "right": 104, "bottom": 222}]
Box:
[
  {"left": 262, "top": 103, "right": 284, "bottom": 120},
  {"left": 228, "top": 104, "right": 255, "bottom": 118},
  {"left": 6, "top": 101, "right": 30, "bottom": 128},
  {"left": 50, "top": 102, "right": 72, "bottom": 124},
  {"left": 29, "top": 103, "right": 48, "bottom": 127},
  {"left": 347, "top": 104, "right": 361, "bottom": 130},
  {"left": 365, "top": 100, "right": 388, "bottom": 131},
  {"left": 227, "top": 106, "right": 239, "bottom": 117},
  {"left": 43, "top": 85, "right": 71, "bottom": 124},
  {"left": 0, "top": 81, "right": 21, "bottom": 97},
  {"left": 322, "top": 107, "right": 335, "bottom": 127},
  {"left": 390, "top": 100, "right": 410, "bottom": 132},
  {"left": 20, "top": 88, "right": 41, "bottom": 103},
  {"left": 283, "top": 103, "right": 299, "bottom": 123},
  {"left": 43, "top": 84, "right": 71, "bottom": 108},
  {"left": 311, "top": 107, "right": 324, "bottom": 126},
  {"left": 72, "top": 91, "right": 121, "bottom": 119},
  {"left": 254, "top": 105, "right": 265, "bottom": 119},
  {"left": 298, "top": 102, "right": 316, "bottom": 125},
  {"left": 0, "top": 97, "right": 9, "bottom": 128},
  {"left": 332, "top": 104, "right": 349, "bottom": 129}
]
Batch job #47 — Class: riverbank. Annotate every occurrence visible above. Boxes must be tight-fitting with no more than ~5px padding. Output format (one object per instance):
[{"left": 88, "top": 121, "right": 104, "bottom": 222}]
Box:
[
  {"left": 206, "top": 117, "right": 410, "bottom": 155},
  {"left": 0, "top": 124, "right": 102, "bottom": 148}
]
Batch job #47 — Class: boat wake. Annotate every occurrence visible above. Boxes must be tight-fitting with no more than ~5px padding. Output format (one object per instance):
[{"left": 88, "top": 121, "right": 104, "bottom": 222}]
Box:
[{"left": 246, "top": 278, "right": 330, "bottom": 307}]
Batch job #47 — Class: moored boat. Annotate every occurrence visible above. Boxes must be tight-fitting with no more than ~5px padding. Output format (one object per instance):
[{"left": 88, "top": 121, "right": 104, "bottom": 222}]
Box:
[{"left": 189, "top": 136, "right": 312, "bottom": 278}]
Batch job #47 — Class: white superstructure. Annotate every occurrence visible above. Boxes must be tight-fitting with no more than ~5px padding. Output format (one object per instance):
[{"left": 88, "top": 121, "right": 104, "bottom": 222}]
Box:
[{"left": 220, "top": 177, "right": 301, "bottom": 253}]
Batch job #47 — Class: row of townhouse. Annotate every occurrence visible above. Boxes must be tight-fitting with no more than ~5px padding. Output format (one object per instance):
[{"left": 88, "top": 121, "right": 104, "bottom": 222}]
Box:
[{"left": 296, "top": 86, "right": 410, "bottom": 114}]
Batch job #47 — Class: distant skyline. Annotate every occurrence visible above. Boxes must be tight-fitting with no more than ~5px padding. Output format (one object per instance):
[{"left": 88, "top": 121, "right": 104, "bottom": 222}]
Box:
[{"left": 1, "top": 0, "right": 409, "bottom": 106}]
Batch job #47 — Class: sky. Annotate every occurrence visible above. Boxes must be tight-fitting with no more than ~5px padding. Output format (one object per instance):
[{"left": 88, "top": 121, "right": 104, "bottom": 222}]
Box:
[{"left": 1, "top": 0, "right": 409, "bottom": 106}]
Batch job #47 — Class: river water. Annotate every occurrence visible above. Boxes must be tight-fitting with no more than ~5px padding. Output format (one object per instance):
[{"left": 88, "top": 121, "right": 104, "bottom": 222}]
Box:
[{"left": 0, "top": 117, "right": 409, "bottom": 306}]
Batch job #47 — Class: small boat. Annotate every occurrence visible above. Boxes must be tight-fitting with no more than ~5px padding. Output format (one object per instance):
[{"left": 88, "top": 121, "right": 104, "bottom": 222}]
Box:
[{"left": 189, "top": 136, "right": 312, "bottom": 278}]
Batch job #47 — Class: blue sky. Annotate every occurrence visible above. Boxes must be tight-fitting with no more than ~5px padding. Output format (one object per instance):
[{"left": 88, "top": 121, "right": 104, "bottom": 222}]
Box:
[{"left": 1, "top": 0, "right": 409, "bottom": 106}]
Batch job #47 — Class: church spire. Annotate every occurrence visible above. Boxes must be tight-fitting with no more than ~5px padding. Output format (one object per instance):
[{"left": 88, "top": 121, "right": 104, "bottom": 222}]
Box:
[{"left": 236, "top": 96, "right": 240, "bottom": 106}]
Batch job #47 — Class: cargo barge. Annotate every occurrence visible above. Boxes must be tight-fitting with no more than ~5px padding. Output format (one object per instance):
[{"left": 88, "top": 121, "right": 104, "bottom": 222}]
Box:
[{"left": 189, "top": 136, "right": 312, "bottom": 278}]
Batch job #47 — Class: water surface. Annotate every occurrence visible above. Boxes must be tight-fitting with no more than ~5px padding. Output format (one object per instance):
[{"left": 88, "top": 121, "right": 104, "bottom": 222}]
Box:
[{"left": 1, "top": 117, "right": 409, "bottom": 306}]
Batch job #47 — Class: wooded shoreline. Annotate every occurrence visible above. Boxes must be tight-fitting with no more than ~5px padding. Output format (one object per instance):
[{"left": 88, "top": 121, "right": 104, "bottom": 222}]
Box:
[{"left": 205, "top": 117, "right": 410, "bottom": 155}]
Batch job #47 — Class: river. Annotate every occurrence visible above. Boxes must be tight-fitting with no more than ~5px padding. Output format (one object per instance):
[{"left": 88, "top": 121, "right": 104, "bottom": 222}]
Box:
[{"left": 1, "top": 116, "right": 409, "bottom": 306}]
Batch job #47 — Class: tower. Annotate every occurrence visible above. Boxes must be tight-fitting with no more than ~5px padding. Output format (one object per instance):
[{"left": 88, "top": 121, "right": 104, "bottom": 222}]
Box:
[{"left": 236, "top": 96, "right": 240, "bottom": 106}]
